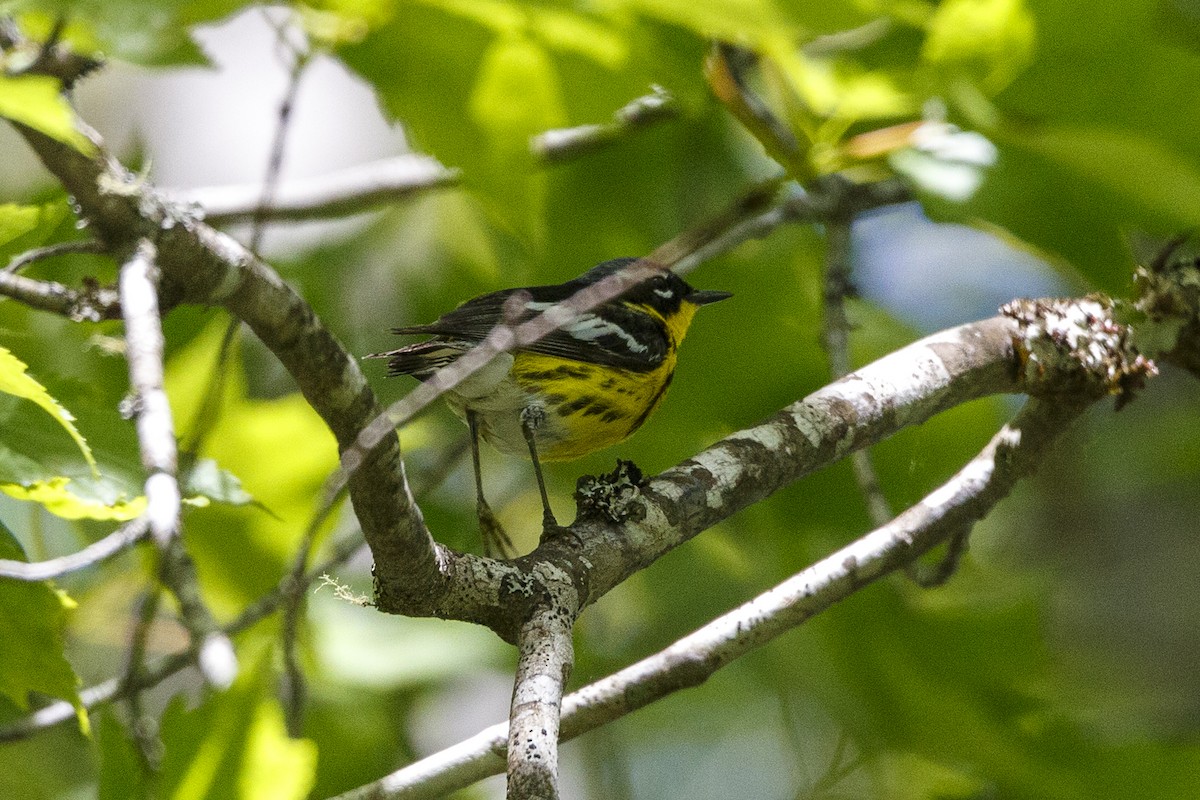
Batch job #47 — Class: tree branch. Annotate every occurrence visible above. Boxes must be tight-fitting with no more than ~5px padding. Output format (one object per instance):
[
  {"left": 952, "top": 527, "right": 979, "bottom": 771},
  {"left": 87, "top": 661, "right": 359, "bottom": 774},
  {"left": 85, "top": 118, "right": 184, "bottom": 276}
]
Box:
[
  {"left": 3, "top": 239, "right": 104, "bottom": 274},
  {"left": 0, "top": 268, "right": 120, "bottom": 320},
  {"left": 820, "top": 213, "right": 894, "bottom": 529},
  {"left": 118, "top": 239, "right": 237, "bottom": 689},
  {"left": 531, "top": 87, "right": 678, "bottom": 162},
  {"left": 11, "top": 119, "right": 448, "bottom": 615},
  {"left": 505, "top": 563, "right": 579, "bottom": 800},
  {"left": 0, "top": 517, "right": 148, "bottom": 580},
  {"left": 172, "top": 155, "right": 460, "bottom": 225},
  {"left": 328, "top": 394, "right": 1092, "bottom": 800}
]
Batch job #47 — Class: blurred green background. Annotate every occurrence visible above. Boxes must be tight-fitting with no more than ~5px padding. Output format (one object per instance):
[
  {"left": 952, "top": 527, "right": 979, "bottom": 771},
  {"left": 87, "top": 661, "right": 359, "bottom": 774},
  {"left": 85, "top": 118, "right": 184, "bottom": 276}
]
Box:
[{"left": 2, "top": 1, "right": 1200, "bottom": 798}]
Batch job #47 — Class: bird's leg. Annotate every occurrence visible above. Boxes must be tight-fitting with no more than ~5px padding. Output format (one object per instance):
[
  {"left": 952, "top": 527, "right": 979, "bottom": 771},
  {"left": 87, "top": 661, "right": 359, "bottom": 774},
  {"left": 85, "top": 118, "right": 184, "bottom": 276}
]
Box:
[
  {"left": 467, "top": 410, "right": 513, "bottom": 559},
  {"left": 519, "top": 405, "right": 567, "bottom": 540}
]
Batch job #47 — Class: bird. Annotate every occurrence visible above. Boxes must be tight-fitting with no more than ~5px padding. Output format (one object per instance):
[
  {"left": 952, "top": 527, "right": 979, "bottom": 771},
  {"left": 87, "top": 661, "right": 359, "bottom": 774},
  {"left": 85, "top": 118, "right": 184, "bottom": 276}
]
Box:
[{"left": 368, "top": 257, "right": 731, "bottom": 557}]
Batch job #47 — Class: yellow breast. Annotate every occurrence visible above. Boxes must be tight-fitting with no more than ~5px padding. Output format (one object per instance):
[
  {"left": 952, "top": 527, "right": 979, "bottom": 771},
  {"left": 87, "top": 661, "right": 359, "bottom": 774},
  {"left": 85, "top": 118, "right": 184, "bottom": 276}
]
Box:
[
  {"left": 508, "top": 351, "right": 677, "bottom": 460},
  {"left": 445, "top": 298, "right": 702, "bottom": 461}
]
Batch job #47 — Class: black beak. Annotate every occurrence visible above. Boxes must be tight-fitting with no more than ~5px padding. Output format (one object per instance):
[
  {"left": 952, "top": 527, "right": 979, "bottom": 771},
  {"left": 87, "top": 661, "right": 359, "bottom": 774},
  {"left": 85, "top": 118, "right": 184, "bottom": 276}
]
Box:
[{"left": 686, "top": 289, "right": 733, "bottom": 306}]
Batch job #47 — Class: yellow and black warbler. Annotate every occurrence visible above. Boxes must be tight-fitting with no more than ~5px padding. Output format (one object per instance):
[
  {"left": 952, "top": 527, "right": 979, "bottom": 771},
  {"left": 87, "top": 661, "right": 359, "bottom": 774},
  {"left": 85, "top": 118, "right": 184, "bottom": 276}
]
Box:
[{"left": 369, "top": 258, "right": 731, "bottom": 555}]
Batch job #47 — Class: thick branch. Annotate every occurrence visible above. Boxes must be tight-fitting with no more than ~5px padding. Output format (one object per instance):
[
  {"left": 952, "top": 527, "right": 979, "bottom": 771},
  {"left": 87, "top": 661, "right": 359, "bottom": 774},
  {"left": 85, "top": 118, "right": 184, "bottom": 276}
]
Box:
[
  {"left": 506, "top": 564, "right": 578, "bottom": 800},
  {"left": 12, "top": 121, "right": 447, "bottom": 613},
  {"left": 567, "top": 315, "right": 1020, "bottom": 605},
  {"left": 329, "top": 395, "right": 1089, "bottom": 799}
]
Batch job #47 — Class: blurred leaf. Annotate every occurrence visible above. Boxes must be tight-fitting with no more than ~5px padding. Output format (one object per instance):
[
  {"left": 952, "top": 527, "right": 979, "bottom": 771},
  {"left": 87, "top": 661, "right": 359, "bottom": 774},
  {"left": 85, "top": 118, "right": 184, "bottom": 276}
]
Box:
[
  {"left": 767, "top": 42, "right": 916, "bottom": 129},
  {"left": 0, "top": 524, "right": 85, "bottom": 730},
  {"left": 0, "top": 344, "right": 97, "bottom": 475},
  {"left": 157, "top": 660, "right": 317, "bottom": 800},
  {"left": 922, "top": 0, "right": 1035, "bottom": 92},
  {"left": 95, "top": 712, "right": 149, "bottom": 800},
  {"left": 1016, "top": 125, "right": 1200, "bottom": 229},
  {"left": 0, "top": 74, "right": 92, "bottom": 153},
  {"left": 13, "top": 0, "right": 244, "bottom": 65},
  {"left": 625, "top": 0, "right": 863, "bottom": 41},
  {"left": 942, "top": 0, "right": 1200, "bottom": 290},
  {"left": 469, "top": 32, "right": 567, "bottom": 148},
  {"left": 237, "top": 695, "right": 318, "bottom": 799},
  {"left": 0, "top": 202, "right": 68, "bottom": 264},
  {"left": 183, "top": 458, "right": 254, "bottom": 507},
  {"left": 311, "top": 594, "right": 506, "bottom": 689}
]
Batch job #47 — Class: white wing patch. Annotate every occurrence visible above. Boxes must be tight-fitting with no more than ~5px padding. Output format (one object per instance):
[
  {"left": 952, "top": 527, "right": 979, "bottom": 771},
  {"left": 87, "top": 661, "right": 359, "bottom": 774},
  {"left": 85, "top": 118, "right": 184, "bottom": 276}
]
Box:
[{"left": 525, "top": 300, "right": 649, "bottom": 354}]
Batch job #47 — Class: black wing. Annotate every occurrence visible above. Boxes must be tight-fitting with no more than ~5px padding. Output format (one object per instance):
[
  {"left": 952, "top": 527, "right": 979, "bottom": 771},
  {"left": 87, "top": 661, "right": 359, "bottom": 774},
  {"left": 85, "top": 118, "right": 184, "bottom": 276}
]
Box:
[{"left": 388, "top": 285, "right": 669, "bottom": 373}]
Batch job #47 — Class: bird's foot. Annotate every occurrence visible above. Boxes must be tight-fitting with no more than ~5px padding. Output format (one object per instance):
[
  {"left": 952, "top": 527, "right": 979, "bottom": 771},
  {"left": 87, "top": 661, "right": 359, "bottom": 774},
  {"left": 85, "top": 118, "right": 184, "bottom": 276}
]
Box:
[{"left": 478, "top": 503, "right": 515, "bottom": 559}]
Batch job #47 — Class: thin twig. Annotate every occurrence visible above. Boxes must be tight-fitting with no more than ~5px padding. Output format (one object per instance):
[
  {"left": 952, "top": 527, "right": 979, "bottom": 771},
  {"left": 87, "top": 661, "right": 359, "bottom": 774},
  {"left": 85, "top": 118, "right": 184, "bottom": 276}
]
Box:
[
  {"left": 248, "top": 16, "right": 310, "bottom": 254},
  {"left": 178, "top": 316, "right": 241, "bottom": 469},
  {"left": 328, "top": 397, "right": 1090, "bottom": 800},
  {"left": 174, "top": 156, "right": 459, "bottom": 225},
  {"left": 532, "top": 87, "right": 678, "bottom": 162},
  {"left": 121, "top": 587, "right": 165, "bottom": 772},
  {"left": 3, "top": 239, "right": 104, "bottom": 274},
  {"left": 820, "top": 215, "right": 893, "bottom": 528},
  {"left": 281, "top": 483, "right": 347, "bottom": 736},
  {"left": 705, "top": 42, "right": 813, "bottom": 182},
  {"left": 0, "top": 517, "right": 149, "bottom": 580},
  {"left": 0, "top": 268, "right": 119, "bottom": 320},
  {"left": 119, "top": 239, "right": 237, "bottom": 690}
]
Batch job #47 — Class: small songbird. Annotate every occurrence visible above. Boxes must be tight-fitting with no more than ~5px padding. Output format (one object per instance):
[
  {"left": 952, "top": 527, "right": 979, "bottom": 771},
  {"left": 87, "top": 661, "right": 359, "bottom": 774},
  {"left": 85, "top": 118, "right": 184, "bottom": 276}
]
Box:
[{"left": 369, "top": 258, "right": 731, "bottom": 556}]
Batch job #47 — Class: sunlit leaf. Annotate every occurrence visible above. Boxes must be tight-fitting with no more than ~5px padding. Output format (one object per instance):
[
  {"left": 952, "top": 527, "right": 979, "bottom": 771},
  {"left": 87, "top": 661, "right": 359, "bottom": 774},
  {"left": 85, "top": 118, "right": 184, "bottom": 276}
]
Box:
[
  {"left": 0, "top": 477, "right": 145, "bottom": 520},
  {"left": 0, "top": 202, "right": 68, "bottom": 264},
  {"left": 237, "top": 695, "right": 318, "bottom": 800},
  {"left": 922, "top": 0, "right": 1036, "bottom": 92},
  {"left": 14, "top": 1, "right": 239, "bottom": 65},
  {"left": 0, "top": 345, "right": 97, "bottom": 476},
  {"left": 0, "top": 74, "right": 92, "bottom": 153},
  {"left": 469, "top": 32, "right": 567, "bottom": 147}
]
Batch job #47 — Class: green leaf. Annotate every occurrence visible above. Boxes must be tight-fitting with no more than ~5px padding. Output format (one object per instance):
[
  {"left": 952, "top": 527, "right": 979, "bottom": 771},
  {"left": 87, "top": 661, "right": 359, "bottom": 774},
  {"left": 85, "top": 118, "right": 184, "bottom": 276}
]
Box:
[
  {"left": 1016, "top": 125, "right": 1200, "bottom": 229},
  {"left": 0, "top": 524, "right": 85, "bottom": 731},
  {"left": 0, "top": 74, "right": 92, "bottom": 153},
  {"left": 13, "top": 1, "right": 241, "bottom": 66},
  {"left": 157, "top": 660, "right": 317, "bottom": 800},
  {"left": 469, "top": 32, "right": 567, "bottom": 142},
  {"left": 237, "top": 697, "right": 319, "bottom": 800},
  {"left": 96, "top": 712, "right": 149, "bottom": 800},
  {"left": 0, "top": 202, "right": 68, "bottom": 265},
  {"left": 0, "top": 345, "right": 97, "bottom": 476},
  {"left": 182, "top": 458, "right": 255, "bottom": 507},
  {"left": 922, "top": 0, "right": 1036, "bottom": 92}
]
